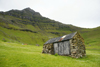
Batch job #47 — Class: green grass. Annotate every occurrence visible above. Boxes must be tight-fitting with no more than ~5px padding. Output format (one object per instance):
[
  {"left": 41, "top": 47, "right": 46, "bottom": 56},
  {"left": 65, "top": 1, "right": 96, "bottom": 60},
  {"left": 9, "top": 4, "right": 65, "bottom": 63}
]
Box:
[
  {"left": 0, "top": 26, "right": 56, "bottom": 45},
  {"left": 0, "top": 41, "right": 100, "bottom": 67}
]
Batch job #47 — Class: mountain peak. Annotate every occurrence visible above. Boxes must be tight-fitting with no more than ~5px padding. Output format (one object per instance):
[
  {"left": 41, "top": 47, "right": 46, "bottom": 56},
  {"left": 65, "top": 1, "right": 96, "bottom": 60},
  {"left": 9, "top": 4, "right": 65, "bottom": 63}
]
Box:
[
  {"left": 22, "top": 7, "right": 41, "bottom": 16},
  {"left": 24, "top": 7, "right": 32, "bottom": 10},
  {"left": 23, "top": 7, "right": 35, "bottom": 12}
]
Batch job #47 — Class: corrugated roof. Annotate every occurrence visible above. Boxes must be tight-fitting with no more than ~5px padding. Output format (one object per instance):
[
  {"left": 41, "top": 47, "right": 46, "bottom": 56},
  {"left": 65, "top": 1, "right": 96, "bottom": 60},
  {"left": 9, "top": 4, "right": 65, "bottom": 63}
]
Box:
[{"left": 44, "top": 32, "right": 77, "bottom": 45}]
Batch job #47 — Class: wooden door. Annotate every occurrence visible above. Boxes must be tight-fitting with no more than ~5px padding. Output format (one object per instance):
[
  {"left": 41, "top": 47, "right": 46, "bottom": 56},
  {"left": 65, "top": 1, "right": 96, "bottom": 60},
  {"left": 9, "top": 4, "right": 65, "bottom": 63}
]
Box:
[
  {"left": 54, "top": 41, "right": 70, "bottom": 55},
  {"left": 58, "top": 42, "right": 63, "bottom": 55},
  {"left": 54, "top": 43, "right": 58, "bottom": 54},
  {"left": 63, "top": 41, "right": 70, "bottom": 55}
]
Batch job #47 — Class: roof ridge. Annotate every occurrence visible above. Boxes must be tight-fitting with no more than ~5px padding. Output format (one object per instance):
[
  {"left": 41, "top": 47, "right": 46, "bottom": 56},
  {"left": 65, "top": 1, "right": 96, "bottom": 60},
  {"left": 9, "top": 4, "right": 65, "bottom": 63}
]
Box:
[{"left": 44, "top": 32, "right": 77, "bottom": 45}]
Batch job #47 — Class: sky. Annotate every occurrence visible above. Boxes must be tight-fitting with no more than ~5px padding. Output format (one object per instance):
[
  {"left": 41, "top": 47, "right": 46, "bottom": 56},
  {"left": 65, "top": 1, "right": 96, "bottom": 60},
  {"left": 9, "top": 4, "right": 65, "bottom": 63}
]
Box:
[{"left": 0, "top": 0, "right": 100, "bottom": 28}]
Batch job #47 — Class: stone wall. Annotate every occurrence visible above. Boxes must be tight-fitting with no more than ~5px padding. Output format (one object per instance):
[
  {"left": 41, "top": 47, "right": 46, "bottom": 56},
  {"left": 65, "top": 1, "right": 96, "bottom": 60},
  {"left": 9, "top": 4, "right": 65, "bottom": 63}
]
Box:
[
  {"left": 42, "top": 32, "right": 86, "bottom": 58},
  {"left": 70, "top": 32, "right": 86, "bottom": 58},
  {"left": 42, "top": 43, "right": 54, "bottom": 54}
]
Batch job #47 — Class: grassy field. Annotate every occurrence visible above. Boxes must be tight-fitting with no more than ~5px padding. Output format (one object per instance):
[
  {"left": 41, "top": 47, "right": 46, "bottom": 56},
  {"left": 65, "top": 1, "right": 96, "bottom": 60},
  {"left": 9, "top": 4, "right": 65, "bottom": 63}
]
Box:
[{"left": 0, "top": 41, "right": 100, "bottom": 67}]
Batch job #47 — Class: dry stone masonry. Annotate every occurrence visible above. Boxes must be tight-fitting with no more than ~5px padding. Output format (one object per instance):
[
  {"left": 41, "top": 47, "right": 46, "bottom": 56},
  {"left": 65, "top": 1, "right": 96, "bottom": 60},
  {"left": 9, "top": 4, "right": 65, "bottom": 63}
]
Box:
[
  {"left": 42, "top": 32, "right": 86, "bottom": 58},
  {"left": 42, "top": 44, "right": 54, "bottom": 54},
  {"left": 70, "top": 32, "right": 86, "bottom": 58}
]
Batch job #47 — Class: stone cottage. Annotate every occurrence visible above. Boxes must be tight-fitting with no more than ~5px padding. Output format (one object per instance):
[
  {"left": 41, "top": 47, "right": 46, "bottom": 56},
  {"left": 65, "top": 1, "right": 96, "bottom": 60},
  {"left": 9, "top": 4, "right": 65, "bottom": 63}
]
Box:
[{"left": 42, "top": 32, "right": 86, "bottom": 58}]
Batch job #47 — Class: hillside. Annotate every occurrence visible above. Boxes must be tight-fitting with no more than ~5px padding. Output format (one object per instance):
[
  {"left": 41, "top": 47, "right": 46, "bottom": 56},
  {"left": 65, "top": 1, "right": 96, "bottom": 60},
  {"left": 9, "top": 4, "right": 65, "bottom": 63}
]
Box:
[{"left": 0, "top": 7, "right": 100, "bottom": 45}]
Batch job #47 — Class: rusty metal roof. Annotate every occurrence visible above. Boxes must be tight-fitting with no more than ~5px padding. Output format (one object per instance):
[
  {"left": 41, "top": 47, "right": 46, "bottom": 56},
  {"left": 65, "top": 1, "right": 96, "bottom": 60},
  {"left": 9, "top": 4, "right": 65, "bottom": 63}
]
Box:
[{"left": 44, "top": 32, "right": 77, "bottom": 45}]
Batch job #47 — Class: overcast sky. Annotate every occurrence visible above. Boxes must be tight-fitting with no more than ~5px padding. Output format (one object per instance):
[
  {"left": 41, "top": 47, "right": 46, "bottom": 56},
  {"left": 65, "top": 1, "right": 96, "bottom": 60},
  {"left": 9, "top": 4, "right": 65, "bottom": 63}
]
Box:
[{"left": 0, "top": 0, "right": 100, "bottom": 28}]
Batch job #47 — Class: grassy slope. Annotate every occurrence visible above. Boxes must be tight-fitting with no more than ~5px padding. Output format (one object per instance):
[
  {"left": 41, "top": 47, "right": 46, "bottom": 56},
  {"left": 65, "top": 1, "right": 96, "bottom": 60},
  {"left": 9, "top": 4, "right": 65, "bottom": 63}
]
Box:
[
  {"left": 0, "top": 26, "right": 56, "bottom": 45},
  {"left": 0, "top": 14, "right": 78, "bottom": 45},
  {"left": 1, "top": 24, "right": 100, "bottom": 46},
  {"left": 80, "top": 27, "right": 100, "bottom": 46},
  {"left": 0, "top": 41, "right": 100, "bottom": 67},
  {"left": 1, "top": 9, "right": 100, "bottom": 46}
]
